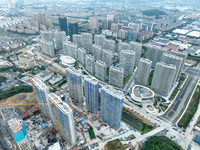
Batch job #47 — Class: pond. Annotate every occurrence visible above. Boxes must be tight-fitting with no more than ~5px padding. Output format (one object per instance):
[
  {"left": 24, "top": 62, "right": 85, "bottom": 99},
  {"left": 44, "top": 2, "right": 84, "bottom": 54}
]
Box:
[{"left": 122, "top": 112, "right": 143, "bottom": 129}]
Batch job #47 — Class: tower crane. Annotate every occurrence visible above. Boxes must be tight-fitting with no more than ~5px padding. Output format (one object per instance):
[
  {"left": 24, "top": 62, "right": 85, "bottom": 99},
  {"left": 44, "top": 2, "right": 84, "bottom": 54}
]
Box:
[{"left": 15, "top": 66, "right": 63, "bottom": 141}]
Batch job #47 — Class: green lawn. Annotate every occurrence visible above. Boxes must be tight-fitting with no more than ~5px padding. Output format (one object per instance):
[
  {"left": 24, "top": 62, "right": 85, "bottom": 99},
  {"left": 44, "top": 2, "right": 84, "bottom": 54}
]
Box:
[
  {"left": 169, "top": 73, "right": 187, "bottom": 101},
  {"left": 178, "top": 86, "right": 200, "bottom": 129},
  {"left": 104, "top": 139, "right": 125, "bottom": 150},
  {"left": 123, "top": 75, "right": 131, "bottom": 85},
  {"left": 88, "top": 125, "right": 95, "bottom": 139},
  {"left": 148, "top": 70, "right": 154, "bottom": 85}
]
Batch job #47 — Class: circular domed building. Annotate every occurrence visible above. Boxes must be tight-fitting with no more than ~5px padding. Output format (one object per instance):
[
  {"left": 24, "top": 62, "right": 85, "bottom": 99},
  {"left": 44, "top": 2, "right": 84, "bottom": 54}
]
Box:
[
  {"left": 60, "top": 55, "right": 76, "bottom": 67},
  {"left": 130, "top": 85, "right": 155, "bottom": 104}
]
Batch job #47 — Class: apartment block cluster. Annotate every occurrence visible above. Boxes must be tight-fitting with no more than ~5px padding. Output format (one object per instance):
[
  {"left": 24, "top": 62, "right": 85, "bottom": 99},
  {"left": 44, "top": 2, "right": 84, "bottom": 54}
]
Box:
[
  {"left": 4, "top": 68, "right": 125, "bottom": 149},
  {"left": 40, "top": 30, "right": 67, "bottom": 57},
  {"left": 89, "top": 14, "right": 154, "bottom": 42},
  {"left": 6, "top": 13, "right": 53, "bottom": 34},
  {"left": 136, "top": 45, "right": 187, "bottom": 96},
  {"left": 66, "top": 68, "right": 124, "bottom": 129},
  {"left": 63, "top": 33, "right": 142, "bottom": 88},
  {"left": 32, "top": 77, "right": 76, "bottom": 146},
  {"left": 0, "top": 34, "right": 33, "bottom": 51}
]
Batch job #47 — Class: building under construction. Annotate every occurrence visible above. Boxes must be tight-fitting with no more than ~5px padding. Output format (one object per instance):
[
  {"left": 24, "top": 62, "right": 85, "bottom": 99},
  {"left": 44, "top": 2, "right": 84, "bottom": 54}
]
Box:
[{"left": 0, "top": 107, "right": 33, "bottom": 150}]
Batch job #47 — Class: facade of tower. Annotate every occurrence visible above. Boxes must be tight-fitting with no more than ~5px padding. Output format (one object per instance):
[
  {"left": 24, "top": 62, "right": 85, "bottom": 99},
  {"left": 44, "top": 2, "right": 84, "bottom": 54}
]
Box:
[
  {"left": 170, "top": 50, "right": 187, "bottom": 78},
  {"left": 102, "top": 39, "right": 115, "bottom": 53},
  {"left": 69, "top": 22, "right": 79, "bottom": 41},
  {"left": 81, "top": 33, "right": 93, "bottom": 53},
  {"left": 129, "top": 41, "right": 142, "bottom": 66},
  {"left": 118, "top": 42, "right": 130, "bottom": 55},
  {"left": 40, "top": 39, "right": 55, "bottom": 57},
  {"left": 95, "top": 60, "right": 107, "bottom": 81},
  {"left": 54, "top": 31, "right": 66, "bottom": 50},
  {"left": 109, "top": 66, "right": 124, "bottom": 88},
  {"left": 161, "top": 53, "right": 183, "bottom": 84},
  {"left": 102, "top": 49, "right": 114, "bottom": 67},
  {"left": 41, "top": 31, "right": 54, "bottom": 44},
  {"left": 73, "top": 34, "right": 82, "bottom": 47},
  {"left": 89, "top": 16, "right": 99, "bottom": 30},
  {"left": 100, "top": 86, "right": 124, "bottom": 129},
  {"left": 94, "top": 34, "right": 105, "bottom": 46},
  {"left": 66, "top": 67, "right": 83, "bottom": 104},
  {"left": 85, "top": 54, "right": 95, "bottom": 74},
  {"left": 151, "top": 62, "right": 176, "bottom": 95},
  {"left": 32, "top": 77, "right": 52, "bottom": 119},
  {"left": 0, "top": 107, "right": 33, "bottom": 150},
  {"left": 48, "top": 93, "right": 76, "bottom": 146},
  {"left": 146, "top": 45, "right": 168, "bottom": 68},
  {"left": 63, "top": 41, "right": 78, "bottom": 59},
  {"left": 84, "top": 77, "right": 99, "bottom": 112},
  {"left": 136, "top": 58, "right": 152, "bottom": 85},
  {"left": 119, "top": 50, "right": 135, "bottom": 75},
  {"left": 77, "top": 48, "right": 86, "bottom": 65},
  {"left": 59, "top": 17, "right": 68, "bottom": 35},
  {"left": 92, "top": 44, "right": 102, "bottom": 60}
]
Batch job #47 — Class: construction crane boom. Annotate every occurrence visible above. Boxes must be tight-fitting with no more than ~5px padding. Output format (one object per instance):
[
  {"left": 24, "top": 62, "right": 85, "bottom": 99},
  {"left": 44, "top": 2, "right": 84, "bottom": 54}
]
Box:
[
  {"left": 52, "top": 101, "right": 62, "bottom": 141},
  {"left": 8, "top": 102, "right": 63, "bottom": 141},
  {"left": 19, "top": 66, "right": 41, "bottom": 114},
  {"left": 16, "top": 66, "right": 62, "bottom": 141},
  {"left": 8, "top": 102, "right": 63, "bottom": 106}
]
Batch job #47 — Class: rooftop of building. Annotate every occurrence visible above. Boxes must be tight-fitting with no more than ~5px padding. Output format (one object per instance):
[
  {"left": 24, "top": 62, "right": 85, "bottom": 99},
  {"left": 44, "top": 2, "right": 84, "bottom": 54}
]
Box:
[
  {"left": 168, "top": 43, "right": 180, "bottom": 47},
  {"left": 60, "top": 55, "right": 76, "bottom": 65},
  {"left": 1, "top": 107, "right": 18, "bottom": 120},
  {"left": 48, "top": 93, "right": 72, "bottom": 114},
  {"left": 103, "top": 49, "right": 113, "bottom": 54},
  {"left": 96, "top": 60, "right": 106, "bottom": 65},
  {"left": 84, "top": 76, "right": 99, "bottom": 85},
  {"left": 140, "top": 58, "right": 152, "bottom": 63},
  {"left": 132, "top": 85, "right": 154, "bottom": 99},
  {"left": 78, "top": 47, "right": 86, "bottom": 52},
  {"left": 63, "top": 41, "right": 77, "bottom": 47},
  {"left": 6, "top": 117, "right": 23, "bottom": 135},
  {"left": 110, "top": 66, "right": 124, "bottom": 72},
  {"left": 93, "top": 44, "right": 102, "bottom": 49},
  {"left": 101, "top": 85, "right": 124, "bottom": 100},
  {"left": 36, "top": 70, "right": 53, "bottom": 79},
  {"left": 163, "top": 53, "right": 183, "bottom": 60},
  {"left": 32, "top": 76, "right": 49, "bottom": 90},
  {"left": 157, "top": 62, "right": 176, "bottom": 68},
  {"left": 66, "top": 67, "right": 81, "bottom": 76}
]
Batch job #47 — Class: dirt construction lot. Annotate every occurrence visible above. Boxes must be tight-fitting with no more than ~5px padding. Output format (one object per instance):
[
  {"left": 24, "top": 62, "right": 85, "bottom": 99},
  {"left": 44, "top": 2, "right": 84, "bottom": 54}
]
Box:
[{"left": 0, "top": 92, "right": 35, "bottom": 115}]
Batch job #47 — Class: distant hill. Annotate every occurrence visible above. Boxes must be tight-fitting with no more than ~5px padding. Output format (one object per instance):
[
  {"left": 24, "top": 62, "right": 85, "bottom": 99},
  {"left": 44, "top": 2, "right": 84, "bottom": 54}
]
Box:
[{"left": 142, "top": 9, "right": 167, "bottom": 18}]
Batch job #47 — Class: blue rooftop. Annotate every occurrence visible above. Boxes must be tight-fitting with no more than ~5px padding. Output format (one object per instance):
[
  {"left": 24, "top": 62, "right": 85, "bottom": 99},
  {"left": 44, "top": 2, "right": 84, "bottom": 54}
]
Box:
[
  {"left": 194, "top": 135, "right": 200, "bottom": 145},
  {"left": 157, "top": 39, "right": 169, "bottom": 44},
  {"left": 168, "top": 43, "right": 179, "bottom": 47},
  {"left": 184, "top": 49, "right": 196, "bottom": 54}
]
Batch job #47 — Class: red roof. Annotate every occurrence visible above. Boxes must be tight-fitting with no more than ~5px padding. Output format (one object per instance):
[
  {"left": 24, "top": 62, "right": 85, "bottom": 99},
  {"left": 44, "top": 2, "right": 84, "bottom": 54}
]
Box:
[{"left": 20, "top": 107, "right": 40, "bottom": 119}]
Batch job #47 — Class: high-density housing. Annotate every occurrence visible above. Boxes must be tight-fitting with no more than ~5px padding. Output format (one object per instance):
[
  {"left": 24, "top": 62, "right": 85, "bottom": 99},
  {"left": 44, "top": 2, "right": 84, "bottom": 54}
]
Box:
[
  {"left": 100, "top": 86, "right": 124, "bottom": 129},
  {"left": 84, "top": 77, "right": 99, "bottom": 113},
  {"left": 66, "top": 67, "right": 83, "bottom": 104},
  {"left": 136, "top": 58, "right": 152, "bottom": 86}
]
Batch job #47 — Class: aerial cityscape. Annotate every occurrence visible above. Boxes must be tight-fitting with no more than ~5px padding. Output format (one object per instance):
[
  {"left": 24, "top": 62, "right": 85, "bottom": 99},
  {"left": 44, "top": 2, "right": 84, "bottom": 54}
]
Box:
[{"left": 0, "top": 0, "right": 200, "bottom": 150}]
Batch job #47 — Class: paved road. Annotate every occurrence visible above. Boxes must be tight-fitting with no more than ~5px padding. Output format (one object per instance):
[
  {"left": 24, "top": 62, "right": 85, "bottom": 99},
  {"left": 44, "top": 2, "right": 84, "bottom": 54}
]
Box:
[
  {"left": 124, "top": 68, "right": 137, "bottom": 91},
  {"left": 184, "top": 67, "right": 200, "bottom": 79},
  {"left": 162, "top": 77, "right": 196, "bottom": 122}
]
